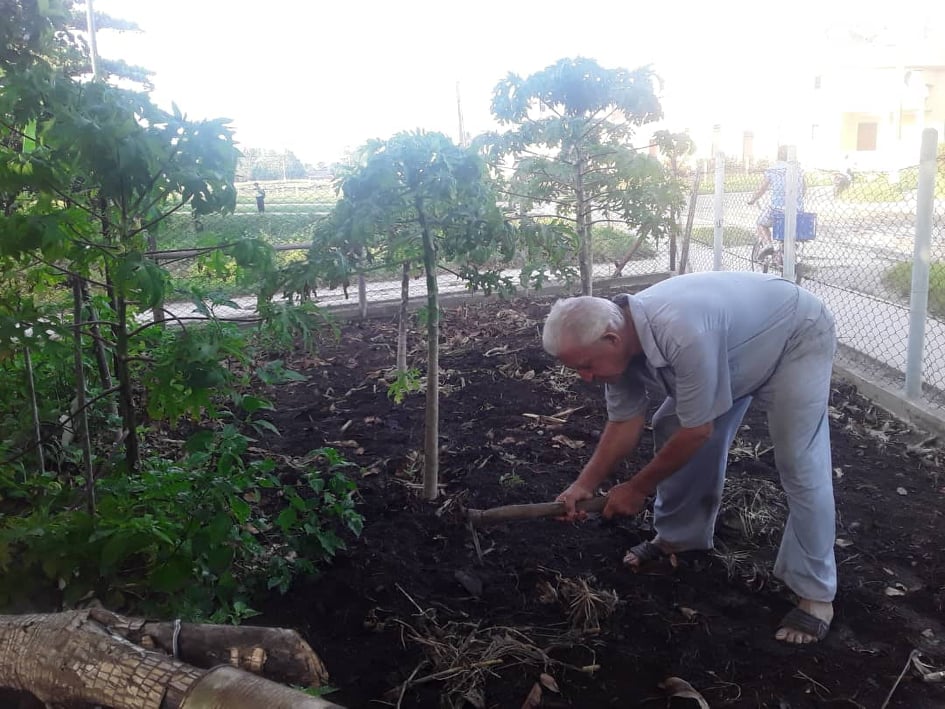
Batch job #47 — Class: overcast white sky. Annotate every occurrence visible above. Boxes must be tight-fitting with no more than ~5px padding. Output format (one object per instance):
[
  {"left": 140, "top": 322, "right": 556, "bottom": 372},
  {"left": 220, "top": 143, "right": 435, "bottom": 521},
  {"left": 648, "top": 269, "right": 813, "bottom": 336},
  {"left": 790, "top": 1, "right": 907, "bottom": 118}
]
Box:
[{"left": 92, "top": 0, "right": 941, "bottom": 164}]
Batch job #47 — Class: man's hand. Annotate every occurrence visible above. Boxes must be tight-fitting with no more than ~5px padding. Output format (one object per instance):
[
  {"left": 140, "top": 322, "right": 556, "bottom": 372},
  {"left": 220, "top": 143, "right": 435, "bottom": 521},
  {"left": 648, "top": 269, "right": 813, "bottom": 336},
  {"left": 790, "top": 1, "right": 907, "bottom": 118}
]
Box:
[
  {"left": 555, "top": 481, "right": 594, "bottom": 522},
  {"left": 602, "top": 480, "right": 649, "bottom": 519}
]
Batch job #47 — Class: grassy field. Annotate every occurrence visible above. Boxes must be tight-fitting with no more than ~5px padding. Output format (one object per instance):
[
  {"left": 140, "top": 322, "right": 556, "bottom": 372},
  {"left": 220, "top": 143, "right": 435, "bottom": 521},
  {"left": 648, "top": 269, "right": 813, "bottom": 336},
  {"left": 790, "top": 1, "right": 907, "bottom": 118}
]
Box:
[
  {"left": 233, "top": 179, "right": 338, "bottom": 213},
  {"left": 689, "top": 225, "right": 755, "bottom": 247}
]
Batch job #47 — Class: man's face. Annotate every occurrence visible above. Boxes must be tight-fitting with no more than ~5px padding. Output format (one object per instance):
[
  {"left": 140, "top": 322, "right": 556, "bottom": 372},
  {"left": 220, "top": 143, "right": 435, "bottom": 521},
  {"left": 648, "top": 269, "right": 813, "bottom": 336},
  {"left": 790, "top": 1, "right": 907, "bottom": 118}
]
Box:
[{"left": 557, "top": 333, "right": 628, "bottom": 385}]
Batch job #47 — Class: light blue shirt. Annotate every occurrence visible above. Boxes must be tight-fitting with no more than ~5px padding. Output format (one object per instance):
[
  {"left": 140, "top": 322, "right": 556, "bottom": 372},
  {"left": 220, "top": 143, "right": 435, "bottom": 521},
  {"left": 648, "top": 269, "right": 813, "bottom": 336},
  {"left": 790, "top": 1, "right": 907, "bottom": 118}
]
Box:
[
  {"left": 765, "top": 161, "right": 805, "bottom": 211},
  {"left": 605, "top": 272, "right": 825, "bottom": 427}
]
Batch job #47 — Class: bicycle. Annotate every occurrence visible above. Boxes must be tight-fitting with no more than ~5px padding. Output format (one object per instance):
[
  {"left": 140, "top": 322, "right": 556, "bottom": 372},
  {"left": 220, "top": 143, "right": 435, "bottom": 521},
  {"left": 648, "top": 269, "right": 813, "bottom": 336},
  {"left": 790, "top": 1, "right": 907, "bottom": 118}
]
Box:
[{"left": 749, "top": 205, "right": 817, "bottom": 285}]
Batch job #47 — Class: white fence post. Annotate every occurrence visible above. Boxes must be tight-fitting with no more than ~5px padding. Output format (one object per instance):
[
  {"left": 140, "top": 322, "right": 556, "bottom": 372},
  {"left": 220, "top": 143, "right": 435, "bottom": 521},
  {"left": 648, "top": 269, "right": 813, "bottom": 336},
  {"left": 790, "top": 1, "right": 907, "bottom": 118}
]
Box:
[
  {"left": 783, "top": 145, "right": 798, "bottom": 282},
  {"left": 905, "top": 128, "right": 939, "bottom": 400},
  {"left": 713, "top": 152, "right": 725, "bottom": 271}
]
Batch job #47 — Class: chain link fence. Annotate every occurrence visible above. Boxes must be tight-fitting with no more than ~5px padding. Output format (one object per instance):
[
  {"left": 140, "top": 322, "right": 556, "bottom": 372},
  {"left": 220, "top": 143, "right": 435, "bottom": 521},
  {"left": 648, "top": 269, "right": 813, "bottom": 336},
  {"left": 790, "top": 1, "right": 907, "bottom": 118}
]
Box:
[
  {"left": 682, "top": 145, "right": 945, "bottom": 413},
  {"left": 155, "top": 149, "right": 945, "bottom": 418}
]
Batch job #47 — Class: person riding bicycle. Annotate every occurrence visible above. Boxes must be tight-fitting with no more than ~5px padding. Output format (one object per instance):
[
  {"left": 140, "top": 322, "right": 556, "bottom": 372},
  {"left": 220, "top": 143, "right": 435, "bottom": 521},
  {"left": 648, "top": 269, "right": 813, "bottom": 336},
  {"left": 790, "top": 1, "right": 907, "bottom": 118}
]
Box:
[
  {"left": 747, "top": 146, "right": 805, "bottom": 243},
  {"left": 832, "top": 154, "right": 854, "bottom": 197}
]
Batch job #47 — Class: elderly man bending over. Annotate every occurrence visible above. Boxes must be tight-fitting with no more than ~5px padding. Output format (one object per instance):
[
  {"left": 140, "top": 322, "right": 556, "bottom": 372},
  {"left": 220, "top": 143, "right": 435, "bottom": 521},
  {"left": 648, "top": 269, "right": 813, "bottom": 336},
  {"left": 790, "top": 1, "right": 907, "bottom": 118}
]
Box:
[{"left": 543, "top": 271, "right": 837, "bottom": 644}]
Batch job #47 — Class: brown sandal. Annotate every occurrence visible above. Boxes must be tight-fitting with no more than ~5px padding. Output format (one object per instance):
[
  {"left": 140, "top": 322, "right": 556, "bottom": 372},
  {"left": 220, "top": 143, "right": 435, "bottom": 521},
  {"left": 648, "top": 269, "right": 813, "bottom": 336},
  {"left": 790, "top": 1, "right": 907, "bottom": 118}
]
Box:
[
  {"left": 622, "top": 540, "right": 670, "bottom": 567},
  {"left": 778, "top": 607, "right": 830, "bottom": 642}
]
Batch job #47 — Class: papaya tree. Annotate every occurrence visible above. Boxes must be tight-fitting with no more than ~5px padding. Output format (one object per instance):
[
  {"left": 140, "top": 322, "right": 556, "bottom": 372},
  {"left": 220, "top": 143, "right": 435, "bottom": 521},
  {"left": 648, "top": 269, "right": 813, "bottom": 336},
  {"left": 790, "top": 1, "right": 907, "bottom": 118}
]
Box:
[
  {"left": 483, "top": 57, "right": 672, "bottom": 294},
  {"left": 1, "top": 61, "right": 243, "bottom": 472},
  {"left": 612, "top": 130, "right": 695, "bottom": 277},
  {"left": 652, "top": 129, "right": 696, "bottom": 271},
  {"left": 323, "top": 131, "right": 514, "bottom": 499}
]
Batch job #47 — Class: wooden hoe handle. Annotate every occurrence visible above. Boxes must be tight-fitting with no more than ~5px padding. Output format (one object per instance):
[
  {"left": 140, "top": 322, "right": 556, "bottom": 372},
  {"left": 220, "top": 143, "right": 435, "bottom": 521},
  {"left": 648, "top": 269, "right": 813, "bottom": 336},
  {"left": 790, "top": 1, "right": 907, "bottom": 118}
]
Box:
[{"left": 465, "top": 496, "right": 608, "bottom": 527}]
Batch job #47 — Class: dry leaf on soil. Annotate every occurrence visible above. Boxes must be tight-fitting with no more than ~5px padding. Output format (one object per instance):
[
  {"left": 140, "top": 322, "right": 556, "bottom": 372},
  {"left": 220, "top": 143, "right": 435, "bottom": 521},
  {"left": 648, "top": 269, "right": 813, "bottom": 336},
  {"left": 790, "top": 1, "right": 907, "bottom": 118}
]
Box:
[
  {"left": 520, "top": 682, "right": 542, "bottom": 709},
  {"left": 551, "top": 434, "right": 585, "bottom": 449},
  {"left": 660, "top": 677, "right": 710, "bottom": 707}
]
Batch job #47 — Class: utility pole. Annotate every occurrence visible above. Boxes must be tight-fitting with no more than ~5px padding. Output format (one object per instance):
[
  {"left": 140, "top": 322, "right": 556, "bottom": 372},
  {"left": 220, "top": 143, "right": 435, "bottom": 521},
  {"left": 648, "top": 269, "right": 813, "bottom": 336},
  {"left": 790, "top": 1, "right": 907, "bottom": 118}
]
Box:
[
  {"left": 85, "top": 0, "right": 100, "bottom": 80},
  {"left": 456, "top": 82, "right": 467, "bottom": 148}
]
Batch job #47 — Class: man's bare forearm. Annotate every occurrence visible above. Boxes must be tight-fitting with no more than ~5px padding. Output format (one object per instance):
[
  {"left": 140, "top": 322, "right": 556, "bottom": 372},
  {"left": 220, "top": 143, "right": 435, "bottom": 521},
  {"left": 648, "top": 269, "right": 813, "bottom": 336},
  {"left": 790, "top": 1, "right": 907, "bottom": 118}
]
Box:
[
  {"left": 575, "top": 416, "right": 644, "bottom": 490},
  {"left": 630, "top": 423, "right": 711, "bottom": 495}
]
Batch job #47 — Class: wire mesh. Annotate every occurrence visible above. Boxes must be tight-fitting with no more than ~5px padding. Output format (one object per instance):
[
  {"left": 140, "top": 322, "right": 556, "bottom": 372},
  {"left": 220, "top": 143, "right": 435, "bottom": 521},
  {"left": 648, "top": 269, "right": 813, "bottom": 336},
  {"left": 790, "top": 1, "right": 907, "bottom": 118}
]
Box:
[
  {"left": 682, "top": 154, "right": 945, "bottom": 412},
  {"left": 155, "top": 158, "right": 945, "bottom": 417}
]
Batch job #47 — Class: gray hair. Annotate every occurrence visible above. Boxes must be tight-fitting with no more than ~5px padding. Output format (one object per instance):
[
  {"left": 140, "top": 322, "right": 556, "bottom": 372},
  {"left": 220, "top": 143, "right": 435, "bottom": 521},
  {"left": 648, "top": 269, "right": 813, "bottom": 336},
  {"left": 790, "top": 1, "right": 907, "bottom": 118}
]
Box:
[{"left": 542, "top": 296, "right": 625, "bottom": 356}]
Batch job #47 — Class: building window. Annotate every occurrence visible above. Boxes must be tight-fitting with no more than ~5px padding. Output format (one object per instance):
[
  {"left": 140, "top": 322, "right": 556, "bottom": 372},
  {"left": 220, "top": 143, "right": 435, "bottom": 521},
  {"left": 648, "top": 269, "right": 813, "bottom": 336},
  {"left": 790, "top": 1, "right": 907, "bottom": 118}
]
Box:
[
  {"left": 857, "top": 122, "right": 878, "bottom": 151},
  {"left": 814, "top": 75, "right": 822, "bottom": 89}
]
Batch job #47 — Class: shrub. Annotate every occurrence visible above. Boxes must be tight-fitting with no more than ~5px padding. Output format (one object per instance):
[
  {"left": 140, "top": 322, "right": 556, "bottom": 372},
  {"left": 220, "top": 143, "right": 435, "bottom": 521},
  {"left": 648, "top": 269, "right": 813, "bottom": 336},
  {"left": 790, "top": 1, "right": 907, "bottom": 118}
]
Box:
[
  {"left": 883, "top": 261, "right": 945, "bottom": 319},
  {"left": 0, "top": 429, "right": 363, "bottom": 621}
]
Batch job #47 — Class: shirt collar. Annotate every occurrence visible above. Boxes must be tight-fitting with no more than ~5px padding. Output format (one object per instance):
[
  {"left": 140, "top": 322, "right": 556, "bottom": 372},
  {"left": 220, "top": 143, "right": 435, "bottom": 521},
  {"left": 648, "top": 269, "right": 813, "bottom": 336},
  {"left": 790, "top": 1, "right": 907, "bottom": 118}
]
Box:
[{"left": 614, "top": 293, "right": 669, "bottom": 368}]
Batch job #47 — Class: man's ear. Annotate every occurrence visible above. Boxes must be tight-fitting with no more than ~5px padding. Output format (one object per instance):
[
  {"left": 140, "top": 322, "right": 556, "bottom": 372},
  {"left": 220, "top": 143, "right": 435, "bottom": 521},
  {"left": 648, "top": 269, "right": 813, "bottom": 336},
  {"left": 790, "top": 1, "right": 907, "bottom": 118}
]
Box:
[{"left": 601, "top": 332, "right": 620, "bottom": 346}]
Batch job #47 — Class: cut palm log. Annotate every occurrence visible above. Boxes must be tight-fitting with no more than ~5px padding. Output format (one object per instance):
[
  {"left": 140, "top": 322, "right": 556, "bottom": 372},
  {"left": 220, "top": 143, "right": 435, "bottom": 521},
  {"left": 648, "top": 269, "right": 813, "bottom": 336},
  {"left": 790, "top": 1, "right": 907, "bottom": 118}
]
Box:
[
  {"left": 0, "top": 609, "right": 344, "bottom": 708},
  {"left": 88, "top": 607, "right": 327, "bottom": 687}
]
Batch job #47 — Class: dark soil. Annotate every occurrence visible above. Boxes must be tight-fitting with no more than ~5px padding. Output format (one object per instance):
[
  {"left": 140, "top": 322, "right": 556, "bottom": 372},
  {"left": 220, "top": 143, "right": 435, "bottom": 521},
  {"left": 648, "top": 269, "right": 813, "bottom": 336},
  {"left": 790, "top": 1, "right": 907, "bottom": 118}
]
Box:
[{"left": 256, "top": 287, "right": 945, "bottom": 708}]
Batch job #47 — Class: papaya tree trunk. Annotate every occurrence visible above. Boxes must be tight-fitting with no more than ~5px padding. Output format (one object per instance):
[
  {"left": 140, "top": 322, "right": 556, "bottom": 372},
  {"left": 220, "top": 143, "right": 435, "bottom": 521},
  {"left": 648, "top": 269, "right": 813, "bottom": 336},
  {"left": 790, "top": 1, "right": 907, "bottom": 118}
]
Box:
[
  {"left": 397, "top": 261, "right": 410, "bottom": 374},
  {"left": 0, "top": 610, "right": 343, "bottom": 709},
  {"left": 147, "top": 229, "right": 167, "bottom": 327},
  {"left": 105, "top": 266, "right": 140, "bottom": 473},
  {"left": 357, "top": 273, "right": 367, "bottom": 319},
  {"left": 417, "top": 203, "right": 439, "bottom": 501},
  {"left": 79, "top": 279, "right": 119, "bottom": 422},
  {"left": 669, "top": 153, "right": 679, "bottom": 272},
  {"left": 677, "top": 167, "right": 701, "bottom": 276},
  {"left": 22, "top": 347, "right": 45, "bottom": 476},
  {"left": 613, "top": 225, "right": 651, "bottom": 276},
  {"left": 575, "top": 153, "right": 592, "bottom": 295},
  {"left": 71, "top": 278, "right": 95, "bottom": 515}
]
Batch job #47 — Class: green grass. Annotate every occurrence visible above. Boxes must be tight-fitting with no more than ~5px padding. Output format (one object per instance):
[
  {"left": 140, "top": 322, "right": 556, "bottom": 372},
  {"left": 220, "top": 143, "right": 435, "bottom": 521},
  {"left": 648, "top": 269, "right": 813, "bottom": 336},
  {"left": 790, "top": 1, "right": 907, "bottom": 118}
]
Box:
[
  {"left": 840, "top": 163, "right": 945, "bottom": 203},
  {"left": 233, "top": 204, "right": 334, "bottom": 214},
  {"left": 234, "top": 179, "right": 337, "bottom": 209},
  {"left": 698, "top": 171, "right": 832, "bottom": 196},
  {"left": 699, "top": 171, "right": 763, "bottom": 195},
  {"left": 593, "top": 226, "right": 658, "bottom": 261},
  {"left": 690, "top": 225, "right": 755, "bottom": 248},
  {"left": 155, "top": 212, "right": 325, "bottom": 251},
  {"left": 840, "top": 174, "right": 908, "bottom": 203},
  {"left": 883, "top": 261, "right": 945, "bottom": 319}
]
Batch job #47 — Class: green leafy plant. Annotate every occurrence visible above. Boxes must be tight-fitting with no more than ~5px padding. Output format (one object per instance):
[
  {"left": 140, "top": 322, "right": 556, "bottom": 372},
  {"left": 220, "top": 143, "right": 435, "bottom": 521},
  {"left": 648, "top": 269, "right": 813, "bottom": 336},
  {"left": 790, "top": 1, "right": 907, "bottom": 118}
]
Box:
[
  {"left": 0, "top": 430, "right": 363, "bottom": 618},
  {"left": 499, "top": 472, "right": 525, "bottom": 488},
  {"left": 387, "top": 368, "right": 423, "bottom": 404}
]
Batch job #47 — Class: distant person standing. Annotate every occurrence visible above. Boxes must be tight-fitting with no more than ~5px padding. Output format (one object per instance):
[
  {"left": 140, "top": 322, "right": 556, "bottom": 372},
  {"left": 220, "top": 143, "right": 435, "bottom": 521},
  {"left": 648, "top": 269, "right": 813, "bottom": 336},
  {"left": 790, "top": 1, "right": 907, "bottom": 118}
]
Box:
[{"left": 254, "top": 182, "right": 266, "bottom": 213}]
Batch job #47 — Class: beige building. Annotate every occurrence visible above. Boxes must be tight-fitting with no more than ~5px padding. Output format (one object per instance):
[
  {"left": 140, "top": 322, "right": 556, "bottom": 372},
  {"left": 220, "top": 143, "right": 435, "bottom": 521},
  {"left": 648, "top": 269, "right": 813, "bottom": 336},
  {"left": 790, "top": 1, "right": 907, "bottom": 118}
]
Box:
[{"left": 802, "top": 29, "right": 945, "bottom": 171}]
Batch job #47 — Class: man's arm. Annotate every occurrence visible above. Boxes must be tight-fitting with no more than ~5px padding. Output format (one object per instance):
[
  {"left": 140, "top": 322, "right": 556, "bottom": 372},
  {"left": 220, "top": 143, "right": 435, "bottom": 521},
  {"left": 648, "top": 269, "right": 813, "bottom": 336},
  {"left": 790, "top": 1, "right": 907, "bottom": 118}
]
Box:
[
  {"left": 747, "top": 176, "right": 771, "bottom": 205},
  {"left": 632, "top": 422, "right": 711, "bottom": 494},
  {"left": 557, "top": 416, "right": 644, "bottom": 519},
  {"left": 603, "top": 421, "right": 712, "bottom": 518}
]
